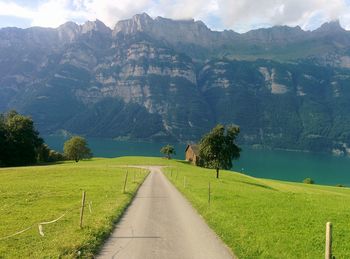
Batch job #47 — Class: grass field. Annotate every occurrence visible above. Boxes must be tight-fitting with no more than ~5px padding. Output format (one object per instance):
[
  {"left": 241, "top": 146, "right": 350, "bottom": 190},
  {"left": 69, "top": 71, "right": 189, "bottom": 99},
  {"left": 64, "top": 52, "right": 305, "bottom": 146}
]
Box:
[
  {"left": 162, "top": 160, "right": 350, "bottom": 258},
  {"left": 2, "top": 156, "right": 350, "bottom": 258},
  {"left": 0, "top": 158, "right": 149, "bottom": 258}
]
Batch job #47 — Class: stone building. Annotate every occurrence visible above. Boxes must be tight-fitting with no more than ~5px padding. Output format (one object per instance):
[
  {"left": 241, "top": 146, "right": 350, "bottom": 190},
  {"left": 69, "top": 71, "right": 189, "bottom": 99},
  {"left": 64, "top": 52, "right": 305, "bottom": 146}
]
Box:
[{"left": 185, "top": 144, "right": 200, "bottom": 165}]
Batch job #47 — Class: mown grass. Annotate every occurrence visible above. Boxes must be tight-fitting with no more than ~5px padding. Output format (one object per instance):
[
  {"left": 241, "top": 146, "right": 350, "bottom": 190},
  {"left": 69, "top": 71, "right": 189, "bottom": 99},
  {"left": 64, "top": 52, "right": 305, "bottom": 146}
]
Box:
[
  {"left": 2, "top": 156, "right": 350, "bottom": 258},
  {"left": 161, "top": 160, "right": 350, "bottom": 258},
  {"left": 0, "top": 157, "right": 149, "bottom": 258}
]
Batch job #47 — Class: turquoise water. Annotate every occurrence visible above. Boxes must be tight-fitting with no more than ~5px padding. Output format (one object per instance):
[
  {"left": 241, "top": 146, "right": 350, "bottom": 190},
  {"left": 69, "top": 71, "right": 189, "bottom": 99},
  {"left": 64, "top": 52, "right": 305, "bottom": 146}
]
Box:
[
  {"left": 235, "top": 148, "right": 350, "bottom": 186},
  {"left": 44, "top": 136, "right": 350, "bottom": 186},
  {"left": 44, "top": 136, "right": 187, "bottom": 160}
]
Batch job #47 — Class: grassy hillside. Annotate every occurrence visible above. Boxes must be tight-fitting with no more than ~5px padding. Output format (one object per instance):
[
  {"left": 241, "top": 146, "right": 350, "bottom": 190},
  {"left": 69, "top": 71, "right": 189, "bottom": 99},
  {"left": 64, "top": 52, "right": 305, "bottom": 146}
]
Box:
[
  {"left": 0, "top": 158, "right": 149, "bottom": 258},
  {"left": 1, "top": 156, "right": 350, "bottom": 258},
  {"left": 162, "top": 160, "right": 350, "bottom": 258}
]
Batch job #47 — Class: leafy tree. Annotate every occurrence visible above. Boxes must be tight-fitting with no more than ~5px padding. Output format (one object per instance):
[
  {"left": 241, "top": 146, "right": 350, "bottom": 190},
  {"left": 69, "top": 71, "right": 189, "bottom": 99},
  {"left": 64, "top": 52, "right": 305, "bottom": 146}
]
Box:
[
  {"left": 64, "top": 136, "right": 92, "bottom": 162},
  {"left": 160, "top": 144, "right": 176, "bottom": 159},
  {"left": 199, "top": 124, "right": 241, "bottom": 179},
  {"left": 0, "top": 110, "right": 63, "bottom": 167},
  {"left": 3, "top": 111, "right": 43, "bottom": 166}
]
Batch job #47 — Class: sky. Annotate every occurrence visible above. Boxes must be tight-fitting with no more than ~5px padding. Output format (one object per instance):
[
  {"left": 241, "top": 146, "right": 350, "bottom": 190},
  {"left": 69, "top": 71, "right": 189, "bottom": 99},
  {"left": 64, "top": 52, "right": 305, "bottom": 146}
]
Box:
[{"left": 0, "top": 0, "right": 350, "bottom": 32}]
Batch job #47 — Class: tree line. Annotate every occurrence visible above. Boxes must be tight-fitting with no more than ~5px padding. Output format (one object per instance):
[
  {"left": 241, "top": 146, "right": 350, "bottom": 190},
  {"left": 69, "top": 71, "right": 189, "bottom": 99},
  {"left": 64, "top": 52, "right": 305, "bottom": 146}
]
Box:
[{"left": 0, "top": 111, "right": 92, "bottom": 167}]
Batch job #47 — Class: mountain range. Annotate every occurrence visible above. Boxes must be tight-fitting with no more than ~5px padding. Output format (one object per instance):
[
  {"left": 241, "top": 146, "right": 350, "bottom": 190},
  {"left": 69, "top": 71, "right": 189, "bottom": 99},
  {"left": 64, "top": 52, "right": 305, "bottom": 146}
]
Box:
[{"left": 1, "top": 13, "right": 350, "bottom": 154}]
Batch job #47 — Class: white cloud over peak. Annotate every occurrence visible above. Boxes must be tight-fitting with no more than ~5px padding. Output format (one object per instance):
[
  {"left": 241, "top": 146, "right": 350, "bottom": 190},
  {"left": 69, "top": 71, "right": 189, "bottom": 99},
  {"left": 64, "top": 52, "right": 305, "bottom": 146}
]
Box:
[
  {"left": 216, "top": 0, "right": 350, "bottom": 31},
  {"left": 0, "top": 0, "right": 349, "bottom": 31}
]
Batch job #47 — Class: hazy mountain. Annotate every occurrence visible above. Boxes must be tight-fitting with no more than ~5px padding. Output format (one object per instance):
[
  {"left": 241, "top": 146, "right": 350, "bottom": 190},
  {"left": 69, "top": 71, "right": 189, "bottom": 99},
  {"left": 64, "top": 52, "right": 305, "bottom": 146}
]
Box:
[{"left": 1, "top": 13, "right": 350, "bottom": 154}]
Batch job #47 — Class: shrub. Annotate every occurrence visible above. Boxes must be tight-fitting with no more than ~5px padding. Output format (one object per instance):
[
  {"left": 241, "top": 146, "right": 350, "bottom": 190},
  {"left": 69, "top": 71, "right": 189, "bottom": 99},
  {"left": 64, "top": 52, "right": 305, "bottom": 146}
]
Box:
[
  {"left": 303, "top": 178, "right": 314, "bottom": 184},
  {"left": 48, "top": 150, "right": 66, "bottom": 162},
  {"left": 336, "top": 184, "right": 346, "bottom": 187}
]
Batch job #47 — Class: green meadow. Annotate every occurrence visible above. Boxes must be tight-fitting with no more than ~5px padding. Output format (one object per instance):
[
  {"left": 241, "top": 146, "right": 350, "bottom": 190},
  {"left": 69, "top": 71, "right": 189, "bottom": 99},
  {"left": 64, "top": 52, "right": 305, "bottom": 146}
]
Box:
[
  {"left": 0, "top": 158, "right": 149, "bottom": 258},
  {"left": 1, "top": 156, "right": 350, "bottom": 258},
  {"left": 162, "top": 160, "right": 350, "bottom": 258}
]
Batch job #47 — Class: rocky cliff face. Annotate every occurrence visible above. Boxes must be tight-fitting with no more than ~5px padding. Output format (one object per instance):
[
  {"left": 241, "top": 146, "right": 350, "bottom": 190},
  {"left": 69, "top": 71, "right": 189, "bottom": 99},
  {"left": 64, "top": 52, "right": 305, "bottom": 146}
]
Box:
[
  {"left": 1, "top": 14, "right": 350, "bottom": 152},
  {"left": 113, "top": 13, "right": 236, "bottom": 48}
]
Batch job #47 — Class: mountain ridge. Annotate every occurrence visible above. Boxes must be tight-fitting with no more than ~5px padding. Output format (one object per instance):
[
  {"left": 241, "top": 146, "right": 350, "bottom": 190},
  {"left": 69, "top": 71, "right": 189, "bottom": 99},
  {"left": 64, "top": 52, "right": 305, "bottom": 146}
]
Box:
[{"left": 1, "top": 14, "right": 350, "bottom": 154}]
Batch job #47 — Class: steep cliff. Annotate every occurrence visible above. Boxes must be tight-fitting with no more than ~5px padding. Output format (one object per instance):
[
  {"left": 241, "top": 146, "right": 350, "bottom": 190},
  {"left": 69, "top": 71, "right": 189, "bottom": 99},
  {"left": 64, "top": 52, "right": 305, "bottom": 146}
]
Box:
[{"left": 1, "top": 14, "right": 350, "bottom": 153}]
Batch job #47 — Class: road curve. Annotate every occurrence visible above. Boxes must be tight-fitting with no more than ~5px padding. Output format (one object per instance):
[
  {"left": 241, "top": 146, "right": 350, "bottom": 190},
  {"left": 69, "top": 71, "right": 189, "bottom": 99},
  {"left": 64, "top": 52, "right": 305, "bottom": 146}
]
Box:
[{"left": 97, "top": 166, "right": 235, "bottom": 259}]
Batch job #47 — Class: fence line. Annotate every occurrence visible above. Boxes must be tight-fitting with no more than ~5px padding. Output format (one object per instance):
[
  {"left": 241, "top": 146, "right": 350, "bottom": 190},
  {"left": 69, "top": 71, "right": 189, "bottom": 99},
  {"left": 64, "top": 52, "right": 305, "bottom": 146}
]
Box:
[
  {"left": 38, "top": 207, "right": 77, "bottom": 236},
  {"left": 0, "top": 203, "right": 83, "bottom": 241},
  {"left": 0, "top": 166, "right": 150, "bottom": 242},
  {"left": 0, "top": 225, "right": 34, "bottom": 241}
]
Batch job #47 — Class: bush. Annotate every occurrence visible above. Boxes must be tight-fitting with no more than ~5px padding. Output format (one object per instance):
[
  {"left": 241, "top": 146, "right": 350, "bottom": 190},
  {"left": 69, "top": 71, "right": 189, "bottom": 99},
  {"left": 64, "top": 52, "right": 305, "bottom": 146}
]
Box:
[
  {"left": 303, "top": 178, "right": 314, "bottom": 184},
  {"left": 336, "top": 184, "right": 346, "bottom": 187},
  {"left": 48, "top": 150, "right": 66, "bottom": 162}
]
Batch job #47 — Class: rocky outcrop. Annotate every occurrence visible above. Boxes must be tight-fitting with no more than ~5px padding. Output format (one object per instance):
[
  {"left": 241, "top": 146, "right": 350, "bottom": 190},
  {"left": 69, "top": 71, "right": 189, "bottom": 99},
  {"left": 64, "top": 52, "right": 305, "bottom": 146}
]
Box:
[{"left": 1, "top": 14, "right": 350, "bottom": 152}]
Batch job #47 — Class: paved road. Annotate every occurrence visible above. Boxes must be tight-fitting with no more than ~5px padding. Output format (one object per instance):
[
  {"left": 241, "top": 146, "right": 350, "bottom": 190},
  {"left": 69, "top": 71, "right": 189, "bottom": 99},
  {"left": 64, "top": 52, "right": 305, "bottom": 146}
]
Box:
[{"left": 97, "top": 166, "right": 235, "bottom": 259}]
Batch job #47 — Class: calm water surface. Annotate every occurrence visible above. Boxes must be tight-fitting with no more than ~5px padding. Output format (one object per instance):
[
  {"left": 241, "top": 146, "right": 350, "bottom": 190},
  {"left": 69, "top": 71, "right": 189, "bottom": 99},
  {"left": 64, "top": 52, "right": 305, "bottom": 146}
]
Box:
[{"left": 44, "top": 136, "right": 350, "bottom": 186}]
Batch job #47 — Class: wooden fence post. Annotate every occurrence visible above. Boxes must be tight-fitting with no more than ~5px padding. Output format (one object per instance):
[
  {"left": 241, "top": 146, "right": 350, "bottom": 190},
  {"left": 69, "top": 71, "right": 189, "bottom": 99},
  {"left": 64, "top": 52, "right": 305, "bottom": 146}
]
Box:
[
  {"left": 133, "top": 170, "right": 136, "bottom": 183},
  {"left": 79, "top": 191, "right": 86, "bottom": 229},
  {"left": 183, "top": 176, "right": 186, "bottom": 188},
  {"left": 325, "top": 222, "right": 332, "bottom": 259},
  {"left": 123, "top": 170, "right": 129, "bottom": 193}
]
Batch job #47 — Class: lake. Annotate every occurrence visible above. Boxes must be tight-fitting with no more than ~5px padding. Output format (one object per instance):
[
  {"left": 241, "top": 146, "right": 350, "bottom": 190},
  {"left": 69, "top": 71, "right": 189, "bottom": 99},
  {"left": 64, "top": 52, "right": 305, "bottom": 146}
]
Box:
[{"left": 44, "top": 135, "right": 350, "bottom": 186}]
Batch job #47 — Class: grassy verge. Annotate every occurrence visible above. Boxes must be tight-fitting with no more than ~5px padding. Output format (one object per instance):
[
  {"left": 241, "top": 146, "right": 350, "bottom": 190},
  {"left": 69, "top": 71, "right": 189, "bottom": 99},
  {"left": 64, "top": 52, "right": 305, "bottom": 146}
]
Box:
[
  {"left": 162, "top": 160, "right": 350, "bottom": 258},
  {"left": 0, "top": 158, "right": 149, "bottom": 258}
]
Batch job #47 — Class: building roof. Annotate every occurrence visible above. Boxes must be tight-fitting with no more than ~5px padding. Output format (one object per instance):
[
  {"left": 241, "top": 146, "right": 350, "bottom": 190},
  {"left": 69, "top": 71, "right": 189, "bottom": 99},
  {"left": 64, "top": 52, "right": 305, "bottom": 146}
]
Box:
[{"left": 185, "top": 144, "right": 200, "bottom": 156}]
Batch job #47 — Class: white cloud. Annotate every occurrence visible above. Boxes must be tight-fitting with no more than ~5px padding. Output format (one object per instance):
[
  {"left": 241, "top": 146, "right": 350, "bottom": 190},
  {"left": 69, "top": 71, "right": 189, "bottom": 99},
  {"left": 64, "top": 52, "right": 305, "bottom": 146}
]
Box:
[
  {"left": 0, "top": 2, "right": 35, "bottom": 18},
  {"left": 0, "top": 0, "right": 350, "bottom": 31},
  {"left": 216, "top": 0, "right": 350, "bottom": 32},
  {"left": 32, "top": 0, "right": 86, "bottom": 27},
  {"left": 147, "top": 0, "right": 210, "bottom": 20},
  {"left": 80, "top": 0, "right": 152, "bottom": 27}
]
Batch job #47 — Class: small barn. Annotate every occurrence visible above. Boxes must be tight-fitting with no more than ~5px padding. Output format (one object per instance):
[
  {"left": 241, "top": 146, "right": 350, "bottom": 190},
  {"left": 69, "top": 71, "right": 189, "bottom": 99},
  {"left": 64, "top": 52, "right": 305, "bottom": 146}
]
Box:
[{"left": 185, "top": 144, "right": 200, "bottom": 165}]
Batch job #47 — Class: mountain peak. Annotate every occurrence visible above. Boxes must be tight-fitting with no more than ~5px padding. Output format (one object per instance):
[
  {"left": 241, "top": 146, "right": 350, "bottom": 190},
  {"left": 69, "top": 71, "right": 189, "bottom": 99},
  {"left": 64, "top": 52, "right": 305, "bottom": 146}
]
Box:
[
  {"left": 315, "top": 20, "right": 345, "bottom": 33},
  {"left": 57, "top": 21, "right": 80, "bottom": 42},
  {"left": 113, "top": 13, "right": 154, "bottom": 35},
  {"left": 133, "top": 12, "right": 153, "bottom": 22},
  {"left": 113, "top": 13, "right": 226, "bottom": 47},
  {"left": 81, "top": 19, "right": 111, "bottom": 34},
  {"left": 58, "top": 21, "right": 79, "bottom": 30},
  {"left": 243, "top": 24, "right": 305, "bottom": 43}
]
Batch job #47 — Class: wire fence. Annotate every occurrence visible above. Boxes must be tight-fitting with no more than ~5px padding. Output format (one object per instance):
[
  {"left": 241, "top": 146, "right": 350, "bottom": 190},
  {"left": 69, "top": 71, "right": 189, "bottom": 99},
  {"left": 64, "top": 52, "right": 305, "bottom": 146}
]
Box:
[
  {"left": 163, "top": 168, "right": 340, "bottom": 259},
  {"left": 0, "top": 203, "right": 84, "bottom": 241},
  {"left": 0, "top": 167, "right": 149, "bottom": 243}
]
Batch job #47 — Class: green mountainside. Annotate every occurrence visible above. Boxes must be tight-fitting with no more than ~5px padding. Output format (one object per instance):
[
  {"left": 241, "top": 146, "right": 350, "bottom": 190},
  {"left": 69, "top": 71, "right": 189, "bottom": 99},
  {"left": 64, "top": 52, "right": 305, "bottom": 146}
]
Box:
[{"left": 1, "top": 13, "right": 350, "bottom": 153}]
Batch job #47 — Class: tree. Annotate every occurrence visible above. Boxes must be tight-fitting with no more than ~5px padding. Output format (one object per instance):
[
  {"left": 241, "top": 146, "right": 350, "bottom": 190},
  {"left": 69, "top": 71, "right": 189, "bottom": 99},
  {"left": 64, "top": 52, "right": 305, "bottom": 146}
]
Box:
[
  {"left": 0, "top": 110, "right": 62, "bottom": 167},
  {"left": 303, "top": 178, "right": 314, "bottom": 184},
  {"left": 160, "top": 144, "right": 176, "bottom": 159},
  {"left": 199, "top": 124, "right": 241, "bottom": 179},
  {"left": 3, "top": 111, "right": 43, "bottom": 166},
  {"left": 63, "top": 136, "right": 92, "bottom": 162}
]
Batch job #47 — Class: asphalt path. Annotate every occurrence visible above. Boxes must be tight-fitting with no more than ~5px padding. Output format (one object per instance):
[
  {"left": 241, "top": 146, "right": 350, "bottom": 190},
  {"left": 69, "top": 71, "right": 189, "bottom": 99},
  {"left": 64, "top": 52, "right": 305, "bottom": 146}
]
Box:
[{"left": 97, "top": 166, "right": 235, "bottom": 259}]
